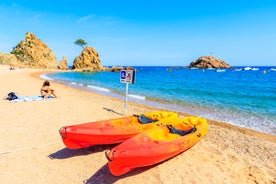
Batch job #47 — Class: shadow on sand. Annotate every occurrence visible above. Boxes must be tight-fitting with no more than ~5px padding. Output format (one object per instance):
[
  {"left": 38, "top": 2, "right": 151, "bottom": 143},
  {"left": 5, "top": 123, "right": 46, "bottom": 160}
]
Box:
[
  {"left": 83, "top": 163, "right": 155, "bottom": 184},
  {"left": 103, "top": 107, "right": 124, "bottom": 116},
  {"left": 48, "top": 144, "right": 117, "bottom": 159},
  {"left": 49, "top": 145, "right": 158, "bottom": 183}
]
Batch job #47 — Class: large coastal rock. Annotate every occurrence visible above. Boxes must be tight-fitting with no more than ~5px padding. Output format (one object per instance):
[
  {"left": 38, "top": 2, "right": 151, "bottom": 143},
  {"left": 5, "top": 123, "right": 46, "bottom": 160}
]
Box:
[
  {"left": 189, "top": 56, "right": 231, "bottom": 68},
  {"left": 11, "top": 32, "right": 58, "bottom": 69},
  {"left": 59, "top": 56, "right": 69, "bottom": 70},
  {"left": 72, "top": 46, "right": 103, "bottom": 71}
]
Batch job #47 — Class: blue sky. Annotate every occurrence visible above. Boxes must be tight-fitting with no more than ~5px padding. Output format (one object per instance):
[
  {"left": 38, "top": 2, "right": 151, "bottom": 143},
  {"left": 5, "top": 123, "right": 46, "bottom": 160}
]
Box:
[{"left": 0, "top": 0, "right": 275, "bottom": 66}]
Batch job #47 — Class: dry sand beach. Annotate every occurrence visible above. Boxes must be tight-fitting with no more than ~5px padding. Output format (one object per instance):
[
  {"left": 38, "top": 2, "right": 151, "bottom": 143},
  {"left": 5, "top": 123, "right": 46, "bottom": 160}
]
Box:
[{"left": 0, "top": 64, "right": 275, "bottom": 184}]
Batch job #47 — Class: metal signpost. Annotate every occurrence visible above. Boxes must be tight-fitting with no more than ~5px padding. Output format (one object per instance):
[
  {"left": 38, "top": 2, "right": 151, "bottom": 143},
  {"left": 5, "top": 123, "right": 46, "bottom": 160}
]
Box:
[{"left": 120, "top": 69, "right": 136, "bottom": 114}]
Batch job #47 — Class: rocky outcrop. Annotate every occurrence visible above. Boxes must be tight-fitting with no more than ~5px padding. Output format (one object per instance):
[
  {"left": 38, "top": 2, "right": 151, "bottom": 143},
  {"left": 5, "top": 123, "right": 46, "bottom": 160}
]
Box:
[
  {"left": 108, "top": 66, "right": 124, "bottom": 72},
  {"left": 11, "top": 32, "right": 58, "bottom": 69},
  {"left": 0, "top": 53, "right": 20, "bottom": 66},
  {"left": 59, "top": 56, "right": 69, "bottom": 70},
  {"left": 189, "top": 56, "right": 231, "bottom": 68},
  {"left": 107, "top": 66, "right": 135, "bottom": 72},
  {"left": 72, "top": 46, "right": 103, "bottom": 71}
]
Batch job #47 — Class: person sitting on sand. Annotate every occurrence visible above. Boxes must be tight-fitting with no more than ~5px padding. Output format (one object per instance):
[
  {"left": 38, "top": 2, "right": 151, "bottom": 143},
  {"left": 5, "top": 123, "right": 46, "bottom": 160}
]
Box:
[
  {"left": 9, "top": 64, "right": 15, "bottom": 70},
  {"left": 40, "top": 80, "right": 57, "bottom": 98}
]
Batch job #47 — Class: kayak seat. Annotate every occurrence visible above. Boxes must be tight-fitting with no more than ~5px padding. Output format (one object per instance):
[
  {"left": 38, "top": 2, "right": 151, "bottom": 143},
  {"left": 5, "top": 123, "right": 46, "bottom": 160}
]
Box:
[
  {"left": 167, "top": 125, "right": 197, "bottom": 136},
  {"left": 138, "top": 114, "right": 158, "bottom": 124}
]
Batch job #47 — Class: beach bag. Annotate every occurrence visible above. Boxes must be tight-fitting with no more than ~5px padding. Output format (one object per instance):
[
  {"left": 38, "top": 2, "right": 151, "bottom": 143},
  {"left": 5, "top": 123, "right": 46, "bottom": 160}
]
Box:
[{"left": 6, "top": 92, "right": 18, "bottom": 101}]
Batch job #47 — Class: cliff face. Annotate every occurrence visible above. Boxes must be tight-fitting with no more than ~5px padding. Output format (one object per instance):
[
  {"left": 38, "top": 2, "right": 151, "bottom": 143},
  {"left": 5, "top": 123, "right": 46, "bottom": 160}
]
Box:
[
  {"left": 11, "top": 32, "right": 58, "bottom": 69},
  {"left": 72, "top": 46, "right": 103, "bottom": 71},
  {"left": 189, "top": 56, "right": 231, "bottom": 68}
]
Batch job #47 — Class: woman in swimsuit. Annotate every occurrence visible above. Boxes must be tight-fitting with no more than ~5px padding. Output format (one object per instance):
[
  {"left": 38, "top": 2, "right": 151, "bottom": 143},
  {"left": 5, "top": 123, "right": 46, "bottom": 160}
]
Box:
[{"left": 40, "top": 80, "right": 57, "bottom": 98}]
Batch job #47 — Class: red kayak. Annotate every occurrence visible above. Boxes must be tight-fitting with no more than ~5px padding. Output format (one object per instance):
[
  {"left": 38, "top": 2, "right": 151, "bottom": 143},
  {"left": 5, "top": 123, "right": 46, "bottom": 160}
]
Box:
[
  {"left": 59, "top": 111, "right": 178, "bottom": 149},
  {"left": 105, "top": 116, "right": 208, "bottom": 176}
]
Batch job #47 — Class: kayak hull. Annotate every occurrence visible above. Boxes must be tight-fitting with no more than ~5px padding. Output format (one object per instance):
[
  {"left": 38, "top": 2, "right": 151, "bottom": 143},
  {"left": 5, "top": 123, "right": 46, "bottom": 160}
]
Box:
[
  {"left": 59, "top": 111, "right": 178, "bottom": 149},
  {"left": 106, "top": 116, "right": 208, "bottom": 176}
]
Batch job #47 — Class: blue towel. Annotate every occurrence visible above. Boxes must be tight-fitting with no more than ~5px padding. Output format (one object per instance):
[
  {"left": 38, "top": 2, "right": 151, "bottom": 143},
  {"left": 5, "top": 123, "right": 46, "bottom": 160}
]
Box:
[{"left": 11, "top": 96, "right": 54, "bottom": 102}]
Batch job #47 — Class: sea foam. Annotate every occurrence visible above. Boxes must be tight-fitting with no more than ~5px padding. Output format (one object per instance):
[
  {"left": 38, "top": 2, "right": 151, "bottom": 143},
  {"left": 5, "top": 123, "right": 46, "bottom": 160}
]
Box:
[
  {"left": 87, "top": 85, "right": 111, "bottom": 92},
  {"left": 128, "top": 94, "right": 146, "bottom": 100}
]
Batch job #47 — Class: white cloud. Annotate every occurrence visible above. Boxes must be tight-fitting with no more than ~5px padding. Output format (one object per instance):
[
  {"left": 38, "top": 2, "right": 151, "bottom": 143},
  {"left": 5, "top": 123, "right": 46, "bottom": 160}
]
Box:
[{"left": 77, "top": 14, "right": 95, "bottom": 23}]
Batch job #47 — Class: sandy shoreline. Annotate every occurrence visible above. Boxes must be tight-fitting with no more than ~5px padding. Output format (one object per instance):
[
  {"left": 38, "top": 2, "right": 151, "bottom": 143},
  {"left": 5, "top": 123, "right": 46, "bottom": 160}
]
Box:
[{"left": 0, "top": 64, "right": 275, "bottom": 184}]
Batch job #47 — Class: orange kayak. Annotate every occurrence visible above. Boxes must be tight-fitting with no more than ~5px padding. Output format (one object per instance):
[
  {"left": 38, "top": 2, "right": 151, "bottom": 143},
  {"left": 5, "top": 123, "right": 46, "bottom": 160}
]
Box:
[
  {"left": 59, "top": 111, "right": 178, "bottom": 149},
  {"left": 106, "top": 116, "right": 208, "bottom": 176}
]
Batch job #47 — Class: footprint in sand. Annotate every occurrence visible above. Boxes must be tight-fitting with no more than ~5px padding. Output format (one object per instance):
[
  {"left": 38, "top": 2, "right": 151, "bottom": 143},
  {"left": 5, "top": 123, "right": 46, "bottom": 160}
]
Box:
[{"left": 205, "top": 145, "right": 223, "bottom": 156}]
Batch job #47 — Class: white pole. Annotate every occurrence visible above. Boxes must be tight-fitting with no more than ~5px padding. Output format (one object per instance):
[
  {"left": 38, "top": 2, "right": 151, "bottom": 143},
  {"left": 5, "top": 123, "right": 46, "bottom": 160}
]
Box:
[{"left": 124, "top": 82, "right": 129, "bottom": 114}]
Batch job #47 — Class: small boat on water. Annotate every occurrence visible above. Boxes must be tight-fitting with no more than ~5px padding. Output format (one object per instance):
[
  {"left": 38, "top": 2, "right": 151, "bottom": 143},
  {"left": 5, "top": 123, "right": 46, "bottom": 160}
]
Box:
[
  {"left": 216, "top": 69, "right": 226, "bottom": 72},
  {"left": 234, "top": 68, "right": 242, "bottom": 72},
  {"left": 243, "top": 67, "right": 252, "bottom": 70}
]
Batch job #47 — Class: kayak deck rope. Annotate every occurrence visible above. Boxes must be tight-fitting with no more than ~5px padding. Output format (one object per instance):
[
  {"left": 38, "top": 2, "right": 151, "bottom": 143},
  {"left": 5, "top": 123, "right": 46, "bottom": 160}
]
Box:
[
  {"left": 59, "top": 127, "right": 67, "bottom": 139},
  {"left": 105, "top": 149, "right": 115, "bottom": 162}
]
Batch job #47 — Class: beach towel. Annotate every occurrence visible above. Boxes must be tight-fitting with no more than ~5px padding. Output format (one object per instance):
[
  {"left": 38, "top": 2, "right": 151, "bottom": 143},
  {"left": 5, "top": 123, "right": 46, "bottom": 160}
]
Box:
[{"left": 11, "top": 96, "right": 54, "bottom": 102}]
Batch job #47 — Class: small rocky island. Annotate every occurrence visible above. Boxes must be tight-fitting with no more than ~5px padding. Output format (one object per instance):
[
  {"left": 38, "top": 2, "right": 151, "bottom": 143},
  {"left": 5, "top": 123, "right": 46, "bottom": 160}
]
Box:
[
  {"left": 189, "top": 56, "right": 231, "bottom": 68},
  {"left": 72, "top": 46, "right": 104, "bottom": 71}
]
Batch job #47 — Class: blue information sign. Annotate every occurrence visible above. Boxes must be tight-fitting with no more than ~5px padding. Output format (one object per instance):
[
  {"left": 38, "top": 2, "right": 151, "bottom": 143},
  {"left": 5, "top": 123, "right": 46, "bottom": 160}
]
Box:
[
  {"left": 120, "top": 70, "right": 135, "bottom": 84},
  {"left": 120, "top": 69, "right": 136, "bottom": 114}
]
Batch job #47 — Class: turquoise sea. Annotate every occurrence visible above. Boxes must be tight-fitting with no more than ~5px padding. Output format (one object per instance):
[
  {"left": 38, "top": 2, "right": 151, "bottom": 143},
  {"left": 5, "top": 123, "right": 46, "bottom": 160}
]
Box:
[{"left": 43, "top": 66, "right": 276, "bottom": 135}]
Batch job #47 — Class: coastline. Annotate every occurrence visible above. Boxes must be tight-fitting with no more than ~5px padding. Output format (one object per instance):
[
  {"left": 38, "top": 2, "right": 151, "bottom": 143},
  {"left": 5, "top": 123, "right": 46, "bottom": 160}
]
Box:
[
  {"left": 44, "top": 67, "right": 276, "bottom": 136},
  {"left": 0, "top": 64, "right": 275, "bottom": 184}
]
